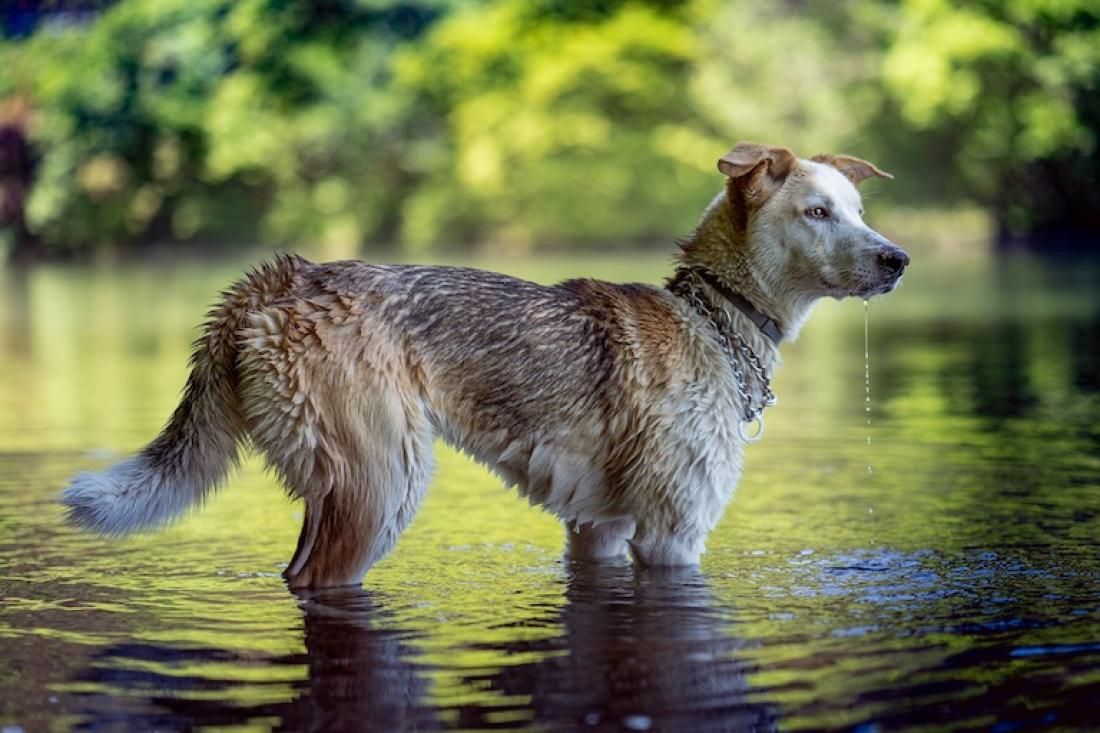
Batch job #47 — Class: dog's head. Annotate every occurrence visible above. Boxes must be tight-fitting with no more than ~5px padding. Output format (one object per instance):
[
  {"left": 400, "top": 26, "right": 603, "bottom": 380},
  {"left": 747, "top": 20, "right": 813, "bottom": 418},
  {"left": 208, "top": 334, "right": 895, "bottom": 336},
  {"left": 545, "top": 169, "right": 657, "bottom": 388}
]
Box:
[{"left": 717, "top": 142, "right": 908, "bottom": 300}]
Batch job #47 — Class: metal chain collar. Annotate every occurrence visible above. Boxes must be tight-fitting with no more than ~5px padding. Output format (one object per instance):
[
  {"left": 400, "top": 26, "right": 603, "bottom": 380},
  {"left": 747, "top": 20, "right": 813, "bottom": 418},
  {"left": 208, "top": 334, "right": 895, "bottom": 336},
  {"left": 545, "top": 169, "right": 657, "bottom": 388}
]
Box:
[{"left": 672, "top": 269, "right": 778, "bottom": 443}]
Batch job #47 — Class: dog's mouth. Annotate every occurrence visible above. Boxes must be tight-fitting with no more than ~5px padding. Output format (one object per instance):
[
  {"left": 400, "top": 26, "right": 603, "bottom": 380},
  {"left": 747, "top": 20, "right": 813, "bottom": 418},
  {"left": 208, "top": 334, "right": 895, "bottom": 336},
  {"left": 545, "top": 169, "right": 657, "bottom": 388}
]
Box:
[
  {"left": 858, "top": 272, "right": 904, "bottom": 298},
  {"left": 827, "top": 270, "right": 904, "bottom": 299}
]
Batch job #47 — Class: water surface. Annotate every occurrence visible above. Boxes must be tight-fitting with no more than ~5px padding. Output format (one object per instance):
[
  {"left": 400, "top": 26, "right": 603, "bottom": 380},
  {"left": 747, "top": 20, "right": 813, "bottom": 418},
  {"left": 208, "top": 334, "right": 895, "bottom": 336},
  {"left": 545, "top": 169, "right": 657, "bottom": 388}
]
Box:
[{"left": 1, "top": 252, "right": 1098, "bottom": 731}]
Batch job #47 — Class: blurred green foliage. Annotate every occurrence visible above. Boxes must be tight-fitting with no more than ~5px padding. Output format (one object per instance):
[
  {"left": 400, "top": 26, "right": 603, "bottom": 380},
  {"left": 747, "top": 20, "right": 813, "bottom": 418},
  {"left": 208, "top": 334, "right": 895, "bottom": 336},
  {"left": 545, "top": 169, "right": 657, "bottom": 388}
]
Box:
[
  {"left": 871, "top": 0, "right": 1100, "bottom": 240},
  {"left": 0, "top": 0, "right": 1097, "bottom": 259}
]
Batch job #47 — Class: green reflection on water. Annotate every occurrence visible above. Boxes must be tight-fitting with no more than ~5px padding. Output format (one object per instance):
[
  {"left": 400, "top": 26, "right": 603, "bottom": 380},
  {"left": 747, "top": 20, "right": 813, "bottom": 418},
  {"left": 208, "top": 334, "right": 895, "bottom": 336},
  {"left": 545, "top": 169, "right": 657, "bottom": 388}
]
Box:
[{"left": 1, "top": 251, "right": 1098, "bottom": 730}]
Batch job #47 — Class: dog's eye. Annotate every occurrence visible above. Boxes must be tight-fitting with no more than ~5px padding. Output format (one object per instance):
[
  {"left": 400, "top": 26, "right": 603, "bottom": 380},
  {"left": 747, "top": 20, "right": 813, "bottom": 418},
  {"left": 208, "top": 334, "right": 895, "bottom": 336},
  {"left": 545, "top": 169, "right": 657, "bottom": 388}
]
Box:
[{"left": 805, "top": 206, "right": 830, "bottom": 220}]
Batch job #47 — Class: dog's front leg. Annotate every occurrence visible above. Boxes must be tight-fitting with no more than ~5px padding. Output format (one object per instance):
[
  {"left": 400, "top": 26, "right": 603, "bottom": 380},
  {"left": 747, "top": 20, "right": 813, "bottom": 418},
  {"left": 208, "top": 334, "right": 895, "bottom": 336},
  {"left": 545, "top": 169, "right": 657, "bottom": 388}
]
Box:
[
  {"left": 564, "top": 518, "right": 636, "bottom": 562},
  {"left": 628, "top": 521, "right": 708, "bottom": 568}
]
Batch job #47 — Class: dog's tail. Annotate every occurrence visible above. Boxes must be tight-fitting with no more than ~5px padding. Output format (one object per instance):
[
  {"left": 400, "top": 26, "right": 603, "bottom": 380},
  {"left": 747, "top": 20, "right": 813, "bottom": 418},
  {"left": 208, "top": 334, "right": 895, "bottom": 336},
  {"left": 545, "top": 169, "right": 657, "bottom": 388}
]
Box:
[{"left": 61, "top": 255, "right": 307, "bottom": 535}]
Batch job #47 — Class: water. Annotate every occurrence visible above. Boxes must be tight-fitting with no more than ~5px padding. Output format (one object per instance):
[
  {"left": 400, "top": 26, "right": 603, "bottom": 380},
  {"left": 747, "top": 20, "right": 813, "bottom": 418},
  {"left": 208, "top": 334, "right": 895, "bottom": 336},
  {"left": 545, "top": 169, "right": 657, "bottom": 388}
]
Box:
[
  {"left": 864, "top": 298, "right": 873, "bottom": 478},
  {"left": 2, "top": 252, "right": 1099, "bottom": 731}
]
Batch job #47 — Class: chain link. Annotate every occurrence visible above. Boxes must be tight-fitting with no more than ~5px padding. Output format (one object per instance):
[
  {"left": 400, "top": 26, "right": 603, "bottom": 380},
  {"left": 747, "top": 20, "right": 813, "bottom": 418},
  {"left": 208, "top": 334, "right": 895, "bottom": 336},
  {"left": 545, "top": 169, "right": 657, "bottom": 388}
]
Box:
[{"left": 673, "top": 269, "right": 777, "bottom": 429}]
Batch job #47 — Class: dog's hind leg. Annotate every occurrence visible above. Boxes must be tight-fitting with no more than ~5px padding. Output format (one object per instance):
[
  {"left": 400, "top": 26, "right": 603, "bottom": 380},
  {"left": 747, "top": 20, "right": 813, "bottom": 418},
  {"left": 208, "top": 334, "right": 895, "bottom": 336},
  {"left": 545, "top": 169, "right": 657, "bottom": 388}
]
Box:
[
  {"left": 285, "top": 499, "right": 323, "bottom": 579},
  {"left": 282, "top": 414, "right": 435, "bottom": 590},
  {"left": 241, "top": 343, "right": 434, "bottom": 587},
  {"left": 239, "top": 303, "right": 437, "bottom": 588}
]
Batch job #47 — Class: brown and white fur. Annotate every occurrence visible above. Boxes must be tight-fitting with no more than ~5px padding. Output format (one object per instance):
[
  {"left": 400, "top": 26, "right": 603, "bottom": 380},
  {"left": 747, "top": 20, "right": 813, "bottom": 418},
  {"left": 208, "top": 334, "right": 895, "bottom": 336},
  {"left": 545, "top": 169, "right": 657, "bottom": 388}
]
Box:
[{"left": 62, "top": 143, "right": 909, "bottom": 589}]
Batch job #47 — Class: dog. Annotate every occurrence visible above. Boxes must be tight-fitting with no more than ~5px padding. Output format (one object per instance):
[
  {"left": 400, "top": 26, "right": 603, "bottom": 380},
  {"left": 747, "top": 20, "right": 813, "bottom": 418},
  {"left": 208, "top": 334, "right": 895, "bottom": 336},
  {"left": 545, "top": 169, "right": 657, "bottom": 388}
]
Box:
[{"left": 62, "top": 142, "right": 908, "bottom": 589}]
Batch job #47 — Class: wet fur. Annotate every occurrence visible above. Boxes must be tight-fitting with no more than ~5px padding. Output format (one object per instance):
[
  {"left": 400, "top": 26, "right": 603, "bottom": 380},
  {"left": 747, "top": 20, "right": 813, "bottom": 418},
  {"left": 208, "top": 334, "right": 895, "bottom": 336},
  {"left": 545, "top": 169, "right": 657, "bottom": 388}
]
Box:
[{"left": 62, "top": 143, "right": 906, "bottom": 589}]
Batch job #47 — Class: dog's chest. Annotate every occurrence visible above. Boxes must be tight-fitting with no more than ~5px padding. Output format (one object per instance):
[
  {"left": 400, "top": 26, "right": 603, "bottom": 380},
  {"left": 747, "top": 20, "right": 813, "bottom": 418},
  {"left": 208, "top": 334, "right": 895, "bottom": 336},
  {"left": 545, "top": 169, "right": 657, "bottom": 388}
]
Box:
[{"left": 666, "top": 360, "right": 746, "bottom": 466}]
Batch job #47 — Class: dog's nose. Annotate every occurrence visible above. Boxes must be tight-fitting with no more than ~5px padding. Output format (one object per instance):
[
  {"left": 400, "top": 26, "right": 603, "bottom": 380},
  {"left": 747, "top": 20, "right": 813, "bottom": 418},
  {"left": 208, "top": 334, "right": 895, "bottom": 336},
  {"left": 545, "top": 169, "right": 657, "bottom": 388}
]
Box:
[{"left": 878, "top": 245, "right": 910, "bottom": 274}]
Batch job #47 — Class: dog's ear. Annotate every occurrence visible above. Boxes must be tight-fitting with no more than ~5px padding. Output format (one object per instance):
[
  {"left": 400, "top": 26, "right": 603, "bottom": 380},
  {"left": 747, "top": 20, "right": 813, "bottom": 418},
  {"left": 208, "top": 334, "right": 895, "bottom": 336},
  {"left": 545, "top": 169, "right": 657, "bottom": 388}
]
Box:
[
  {"left": 811, "top": 154, "right": 893, "bottom": 186},
  {"left": 718, "top": 143, "right": 796, "bottom": 179},
  {"left": 718, "top": 143, "right": 796, "bottom": 203}
]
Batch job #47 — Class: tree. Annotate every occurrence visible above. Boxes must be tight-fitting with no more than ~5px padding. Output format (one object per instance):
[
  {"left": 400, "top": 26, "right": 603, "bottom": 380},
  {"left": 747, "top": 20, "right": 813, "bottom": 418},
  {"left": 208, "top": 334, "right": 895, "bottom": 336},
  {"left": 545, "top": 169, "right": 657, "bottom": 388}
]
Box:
[
  {"left": 872, "top": 0, "right": 1100, "bottom": 244},
  {"left": 2, "top": 0, "right": 447, "bottom": 257},
  {"left": 2, "top": 0, "right": 1097, "bottom": 259},
  {"left": 394, "top": 0, "right": 867, "bottom": 250}
]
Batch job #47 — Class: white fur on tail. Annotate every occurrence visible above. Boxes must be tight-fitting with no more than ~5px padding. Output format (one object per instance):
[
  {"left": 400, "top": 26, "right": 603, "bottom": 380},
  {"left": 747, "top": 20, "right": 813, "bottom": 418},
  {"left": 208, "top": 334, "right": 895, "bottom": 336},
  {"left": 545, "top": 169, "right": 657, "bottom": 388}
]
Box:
[
  {"left": 61, "top": 344, "right": 245, "bottom": 535},
  {"left": 63, "top": 455, "right": 212, "bottom": 535}
]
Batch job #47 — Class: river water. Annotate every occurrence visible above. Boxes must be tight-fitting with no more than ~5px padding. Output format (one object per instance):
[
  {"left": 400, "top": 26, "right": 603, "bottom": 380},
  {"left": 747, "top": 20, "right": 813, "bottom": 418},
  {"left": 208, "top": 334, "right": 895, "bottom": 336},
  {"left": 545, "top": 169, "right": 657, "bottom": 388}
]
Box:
[{"left": 1, "top": 252, "right": 1098, "bottom": 731}]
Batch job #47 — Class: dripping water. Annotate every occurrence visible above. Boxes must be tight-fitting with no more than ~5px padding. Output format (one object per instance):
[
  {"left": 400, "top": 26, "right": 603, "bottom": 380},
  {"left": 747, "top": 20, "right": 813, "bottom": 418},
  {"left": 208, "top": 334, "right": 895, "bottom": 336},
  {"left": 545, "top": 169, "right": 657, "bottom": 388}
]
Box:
[{"left": 864, "top": 299, "right": 872, "bottom": 478}]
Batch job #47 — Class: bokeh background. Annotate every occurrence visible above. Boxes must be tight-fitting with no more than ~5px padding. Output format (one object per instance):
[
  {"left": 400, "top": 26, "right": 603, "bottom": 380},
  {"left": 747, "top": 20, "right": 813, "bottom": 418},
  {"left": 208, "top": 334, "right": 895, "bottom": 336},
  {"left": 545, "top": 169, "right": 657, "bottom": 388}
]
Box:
[{"left": 1, "top": 0, "right": 1098, "bottom": 263}]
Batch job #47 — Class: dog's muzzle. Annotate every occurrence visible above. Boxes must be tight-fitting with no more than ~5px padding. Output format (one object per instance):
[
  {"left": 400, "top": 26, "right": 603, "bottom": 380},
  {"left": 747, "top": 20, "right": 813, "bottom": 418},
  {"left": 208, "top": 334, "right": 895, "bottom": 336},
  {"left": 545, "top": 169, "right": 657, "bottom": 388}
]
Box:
[{"left": 877, "top": 244, "right": 910, "bottom": 277}]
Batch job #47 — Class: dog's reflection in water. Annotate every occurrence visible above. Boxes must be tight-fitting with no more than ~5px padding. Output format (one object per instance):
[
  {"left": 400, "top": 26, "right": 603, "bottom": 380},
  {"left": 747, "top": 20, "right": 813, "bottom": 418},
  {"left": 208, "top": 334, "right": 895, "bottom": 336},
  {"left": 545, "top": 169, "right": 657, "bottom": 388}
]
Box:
[
  {"left": 70, "top": 568, "right": 773, "bottom": 731},
  {"left": 68, "top": 588, "right": 434, "bottom": 732},
  {"left": 284, "top": 588, "right": 436, "bottom": 731},
  {"left": 462, "top": 565, "right": 776, "bottom": 732}
]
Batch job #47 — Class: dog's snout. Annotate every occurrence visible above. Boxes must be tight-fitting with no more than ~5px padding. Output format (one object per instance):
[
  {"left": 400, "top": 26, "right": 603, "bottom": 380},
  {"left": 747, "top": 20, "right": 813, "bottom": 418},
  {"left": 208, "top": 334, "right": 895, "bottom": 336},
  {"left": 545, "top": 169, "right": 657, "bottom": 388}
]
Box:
[{"left": 877, "top": 245, "right": 910, "bottom": 275}]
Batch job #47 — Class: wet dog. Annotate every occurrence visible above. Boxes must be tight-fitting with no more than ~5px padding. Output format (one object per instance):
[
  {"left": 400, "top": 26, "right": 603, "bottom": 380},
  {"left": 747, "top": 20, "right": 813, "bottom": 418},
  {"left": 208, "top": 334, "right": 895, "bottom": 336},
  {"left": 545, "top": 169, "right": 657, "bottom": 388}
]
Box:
[{"left": 62, "top": 143, "right": 908, "bottom": 588}]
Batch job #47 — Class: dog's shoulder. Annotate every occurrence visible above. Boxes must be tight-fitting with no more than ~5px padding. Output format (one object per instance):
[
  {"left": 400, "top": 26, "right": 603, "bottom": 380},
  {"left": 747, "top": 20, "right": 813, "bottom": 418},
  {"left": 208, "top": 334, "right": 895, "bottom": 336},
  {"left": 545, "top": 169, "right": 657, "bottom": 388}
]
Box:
[
  {"left": 553, "top": 278, "right": 701, "bottom": 390},
  {"left": 557, "top": 278, "right": 687, "bottom": 339}
]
